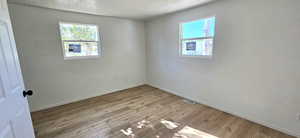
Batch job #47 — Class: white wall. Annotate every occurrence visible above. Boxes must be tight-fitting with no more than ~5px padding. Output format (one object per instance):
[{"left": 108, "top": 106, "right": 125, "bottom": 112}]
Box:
[
  {"left": 146, "top": 0, "right": 300, "bottom": 136},
  {"left": 8, "top": 4, "right": 146, "bottom": 112}
]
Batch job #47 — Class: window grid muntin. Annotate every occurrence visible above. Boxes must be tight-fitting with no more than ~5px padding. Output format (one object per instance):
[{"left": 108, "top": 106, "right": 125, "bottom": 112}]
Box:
[
  {"left": 179, "top": 16, "right": 215, "bottom": 57},
  {"left": 59, "top": 22, "right": 101, "bottom": 59}
]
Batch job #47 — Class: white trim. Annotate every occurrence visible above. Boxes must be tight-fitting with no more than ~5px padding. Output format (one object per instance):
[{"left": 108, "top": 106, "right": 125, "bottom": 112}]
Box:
[
  {"left": 182, "top": 36, "right": 214, "bottom": 41},
  {"left": 147, "top": 83, "right": 300, "bottom": 138},
  {"left": 180, "top": 55, "right": 213, "bottom": 59},
  {"left": 63, "top": 55, "right": 100, "bottom": 60},
  {"left": 58, "top": 22, "right": 102, "bottom": 60},
  {"left": 180, "top": 15, "right": 216, "bottom": 25},
  {"left": 178, "top": 16, "right": 216, "bottom": 58},
  {"left": 30, "top": 83, "right": 146, "bottom": 112}
]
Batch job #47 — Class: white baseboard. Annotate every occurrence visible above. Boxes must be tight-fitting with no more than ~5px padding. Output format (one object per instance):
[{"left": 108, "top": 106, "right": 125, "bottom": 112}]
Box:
[
  {"left": 30, "top": 83, "right": 146, "bottom": 112},
  {"left": 147, "top": 83, "right": 300, "bottom": 138}
]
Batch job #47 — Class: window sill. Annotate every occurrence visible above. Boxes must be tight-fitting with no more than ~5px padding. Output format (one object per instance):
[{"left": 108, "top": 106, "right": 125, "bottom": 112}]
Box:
[
  {"left": 63, "top": 55, "right": 100, "bottom": 60},
  {"left": 179, "top": 55, "right": 213, "bottom": 59}
]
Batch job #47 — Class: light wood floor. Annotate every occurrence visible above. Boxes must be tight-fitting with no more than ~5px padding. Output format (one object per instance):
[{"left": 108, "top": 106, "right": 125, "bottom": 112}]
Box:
[{"left": 31, "top": 85, "right": 295, "bottom": 138}]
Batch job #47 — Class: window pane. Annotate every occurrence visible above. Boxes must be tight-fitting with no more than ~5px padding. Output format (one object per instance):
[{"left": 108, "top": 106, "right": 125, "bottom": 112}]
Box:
[
  {"left": 60, "top": 23, "right": 99, "bottom": 41},
  {"left": 59, "top": 23, "right": 100, "bottom": 59},
  {"left": 182, "top": 17, "right": 215, "bottom": 39},
  {"left": 64, "top": 41, "right": 99, "bottom": 57},
  {"left": 181, "top": 39, "right": 213, "bottom": 56}
]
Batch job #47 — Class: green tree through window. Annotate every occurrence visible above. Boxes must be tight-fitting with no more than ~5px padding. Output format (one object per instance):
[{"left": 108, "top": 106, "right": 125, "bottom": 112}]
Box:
[{"left": 59, "top": 23, "right": 100, "bottom": 59}]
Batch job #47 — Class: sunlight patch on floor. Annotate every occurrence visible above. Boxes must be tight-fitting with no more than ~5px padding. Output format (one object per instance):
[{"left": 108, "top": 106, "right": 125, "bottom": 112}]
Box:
[
  {"left": 137, "top": 120, "right": 154, "bottom": 129},
  {"left": 120, "top": 128, "right": 135, "bottom": 138},
  {"left": 174, "top": 126, "right": 219, "bottom": 138},
  {"left": 160, "top": 119, "right": 180, "bottom": 129},
  {"left": 120, "top": 119, "right": 219, "bottom": 138}
]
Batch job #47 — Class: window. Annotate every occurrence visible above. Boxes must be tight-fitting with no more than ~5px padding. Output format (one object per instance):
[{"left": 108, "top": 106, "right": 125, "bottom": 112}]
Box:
[
  {"left": 59, "top": 22, "right": 100, "bottom": 59},
  {"left": 180, "top": 17, "right": 216, "bottom": 57}
]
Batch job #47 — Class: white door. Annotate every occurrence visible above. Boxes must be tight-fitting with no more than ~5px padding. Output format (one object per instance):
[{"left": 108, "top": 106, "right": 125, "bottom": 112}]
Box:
[{"left": 0, "top": 0, "right": 35, "bottom": 138}]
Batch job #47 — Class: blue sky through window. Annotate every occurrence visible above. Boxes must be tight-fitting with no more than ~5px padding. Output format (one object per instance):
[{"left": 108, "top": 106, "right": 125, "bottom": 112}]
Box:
[{"left": 182, "top": 17, "right": 215, "bottom": 39}]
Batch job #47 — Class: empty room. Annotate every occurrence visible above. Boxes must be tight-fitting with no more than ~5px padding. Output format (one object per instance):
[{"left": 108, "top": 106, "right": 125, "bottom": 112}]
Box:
[{"left": 0, "top": 0, "right": 299, "bottom": 137}]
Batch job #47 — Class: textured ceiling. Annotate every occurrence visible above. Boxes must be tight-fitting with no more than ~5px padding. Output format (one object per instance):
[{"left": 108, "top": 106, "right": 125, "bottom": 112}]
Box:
[{"left": 8, "top": 0, "right": 216, "bottom": 20}]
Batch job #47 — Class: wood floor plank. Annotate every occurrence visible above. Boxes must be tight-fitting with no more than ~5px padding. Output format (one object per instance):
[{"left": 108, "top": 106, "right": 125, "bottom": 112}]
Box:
[{"left": 31, "top": 85, "right": 295, "bottom": 138}]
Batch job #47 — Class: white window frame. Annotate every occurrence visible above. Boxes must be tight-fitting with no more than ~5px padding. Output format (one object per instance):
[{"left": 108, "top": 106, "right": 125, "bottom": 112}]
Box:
[
  {"left": 179, "top": 16, "right": 216, "bottom": 58},
  {"left": 59, "top": 22, "right": 101, "bottom": 60}
]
